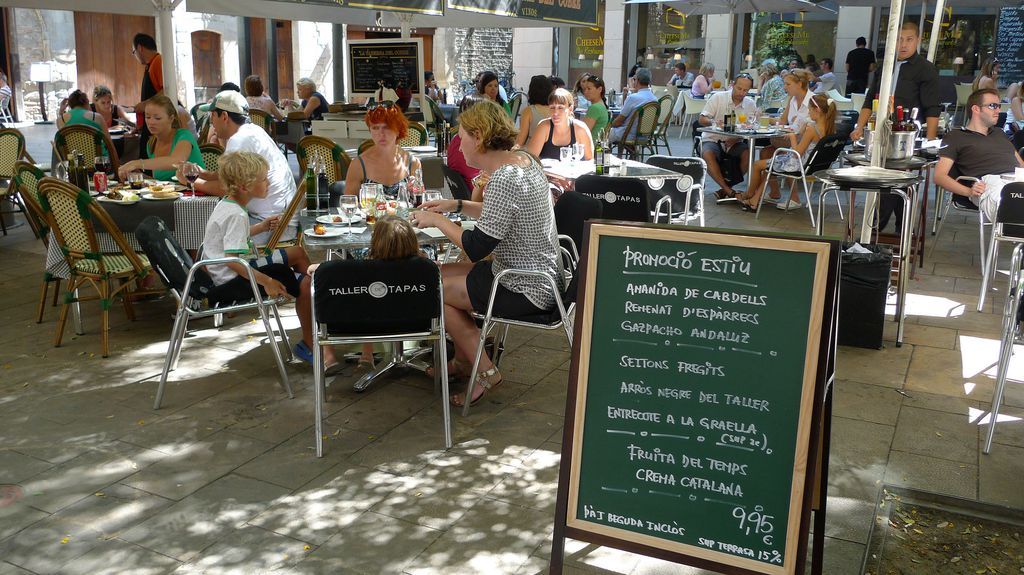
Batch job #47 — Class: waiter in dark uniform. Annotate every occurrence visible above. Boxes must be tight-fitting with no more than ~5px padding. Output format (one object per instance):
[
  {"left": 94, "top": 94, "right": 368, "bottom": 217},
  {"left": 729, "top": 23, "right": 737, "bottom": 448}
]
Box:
[
  {"left": 132, "top": 33, "right": 163, "bottom": 160},
  {"left": 850, "top": 20, "right": 940, "bottom": 231}
]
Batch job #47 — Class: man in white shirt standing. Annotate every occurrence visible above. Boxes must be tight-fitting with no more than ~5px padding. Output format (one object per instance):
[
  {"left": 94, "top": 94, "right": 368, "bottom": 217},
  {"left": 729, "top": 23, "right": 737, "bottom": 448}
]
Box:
[
  {"left": 698, "top": 73, "right": 758, "bottom": 202},
  {"left": 180, "top": 90, "right": 298, "bottom": 244}
]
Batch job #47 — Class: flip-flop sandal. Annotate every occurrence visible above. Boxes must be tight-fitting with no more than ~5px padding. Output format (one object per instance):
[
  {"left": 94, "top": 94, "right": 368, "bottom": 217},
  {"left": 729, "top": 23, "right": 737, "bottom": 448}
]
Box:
[
  {"left": 324, "top": 362, "right": 345, "bottom": 377},
  {"left": 450, "top": 366, "right": 503, "bottom": 408}
]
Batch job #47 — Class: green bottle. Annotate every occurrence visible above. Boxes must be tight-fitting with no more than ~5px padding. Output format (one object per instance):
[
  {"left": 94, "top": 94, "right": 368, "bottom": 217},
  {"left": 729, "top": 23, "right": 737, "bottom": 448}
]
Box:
[
  {"left": 304, "top": 161, "right": 317, "bottom": 212},
  {"left": 595, "top": 139, "right": 605, "bottom": 175}
]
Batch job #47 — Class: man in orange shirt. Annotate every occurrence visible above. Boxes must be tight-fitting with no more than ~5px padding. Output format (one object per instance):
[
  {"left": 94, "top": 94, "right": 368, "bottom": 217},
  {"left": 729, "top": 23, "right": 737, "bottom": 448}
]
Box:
[{"left": 132, "top": 33, "right": 163, "bottom": 159}]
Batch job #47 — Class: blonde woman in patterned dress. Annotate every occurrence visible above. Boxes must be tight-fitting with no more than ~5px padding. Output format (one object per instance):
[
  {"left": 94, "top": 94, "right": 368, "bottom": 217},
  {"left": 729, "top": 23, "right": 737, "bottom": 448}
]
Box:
[{"left": 411, "top": 100, "right": 563, "bottom": 407}]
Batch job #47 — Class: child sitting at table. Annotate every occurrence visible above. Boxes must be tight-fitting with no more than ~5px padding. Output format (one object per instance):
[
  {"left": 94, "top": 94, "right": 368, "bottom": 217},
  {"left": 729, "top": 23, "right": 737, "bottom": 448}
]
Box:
[
  {"left": 737, "top": 93, "right": 836, "bottom": 212},
  {"left": 202, "top": 151, "right": 316, "bottom": 364},
  {"left": 307, "top": 214, "right": 427, "bottom": 379}
]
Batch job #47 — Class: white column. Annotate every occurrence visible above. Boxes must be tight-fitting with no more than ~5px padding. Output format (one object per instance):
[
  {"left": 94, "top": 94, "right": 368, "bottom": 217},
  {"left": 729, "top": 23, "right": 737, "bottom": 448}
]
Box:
[
  {"left": 926, "top": 0, "right": 946, "bottom": 61},
  {"left": 155, "top": 0, "right": 182, "bottom": 106},
  {"left": 705, "top": 14, "right": 732, "bottom": 81},
  {"left": 602, "top": 0, "right": 626, "bottom": 90},
  {"left": 512, "top": 28, "right": 555, "bottom": 87},
  {"left": 835, "top": 6, "right": 874, "bottom": 94}
]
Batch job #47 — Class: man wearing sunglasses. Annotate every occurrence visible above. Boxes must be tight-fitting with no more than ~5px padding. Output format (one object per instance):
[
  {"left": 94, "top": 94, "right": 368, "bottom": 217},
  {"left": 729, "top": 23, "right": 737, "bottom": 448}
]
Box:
[
  {"left": 698, "top": 73, "right": 757, "bottom": 202},
  {"left": 934, "top": 88, "right": 1024, "bottom": 222}
]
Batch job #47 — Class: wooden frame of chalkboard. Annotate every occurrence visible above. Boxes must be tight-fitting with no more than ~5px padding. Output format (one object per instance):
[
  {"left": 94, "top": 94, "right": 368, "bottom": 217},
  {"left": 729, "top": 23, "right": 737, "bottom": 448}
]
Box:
[
  {"left": 551, "top": 221, "right": 840, "bottom": 575},
  {"left": 346, "top": 38, "right": 424, "bottom": 102}
]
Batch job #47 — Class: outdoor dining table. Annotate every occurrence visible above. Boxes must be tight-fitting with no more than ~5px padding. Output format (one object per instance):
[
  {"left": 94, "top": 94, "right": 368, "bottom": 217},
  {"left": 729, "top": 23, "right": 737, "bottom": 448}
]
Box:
[
  {"left": 44, "top": 193, "right": 219, "bottom": 280},
  {"left": 844, "top": 152, "right": 937, "bottom": 279},
  {"left": 540, "top": 157, "right": 680, "bottom": 184},
  {"left": 696, "top": 125, "right": 794, "bottom": 189}
]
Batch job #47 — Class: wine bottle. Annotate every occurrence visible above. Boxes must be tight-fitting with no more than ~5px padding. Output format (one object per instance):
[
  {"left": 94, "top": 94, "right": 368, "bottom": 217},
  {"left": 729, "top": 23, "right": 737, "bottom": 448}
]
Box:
[
  {"left": 316, "top": 156, "right": 329, "bottom": 211},
  {"left": 304, "top": 160, "right": 317, "bottom": 212},
  {"left": 595, "top": 139, "right": 605, "bottom": 175}
]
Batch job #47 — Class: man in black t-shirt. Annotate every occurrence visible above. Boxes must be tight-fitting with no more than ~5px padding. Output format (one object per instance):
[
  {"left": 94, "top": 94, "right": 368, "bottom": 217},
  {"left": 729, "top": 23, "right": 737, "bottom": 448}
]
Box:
[
  {"left": 934, "top": 88, "right": 1024, "bottom": 222},
  {"left": 845, "top": 36, "right": 876, "bottom": 95}
]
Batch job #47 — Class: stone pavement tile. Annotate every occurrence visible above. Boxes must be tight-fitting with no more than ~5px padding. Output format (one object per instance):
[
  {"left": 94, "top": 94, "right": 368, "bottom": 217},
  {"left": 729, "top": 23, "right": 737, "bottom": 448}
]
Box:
[
  {"left": 415, "top": 450, "right": 519, "bottom": 496},
  {"left": 954, "top": 276, "right": 983, "bottom": 296},
  {"left": 933, "top": 262, "right": 980, "bottom": 279},
  {"left": 118, "top": 409, "right": 232, "bottom": 457},
  {"left": 0, "top": 450, "right": 53, "bottom": 484},
  {"left": 511, "top": 369, "right": 570, "bottom": 417},
  {"left": 978, "top": 403, "right": 1024, "bottom": 449},
  {"left": 630, "top": 554, "right": 717, "bottom": 574},
  {"left": 347, "top": 409, "right": 451, "bottom": 475},
  {"left": 915, "top": 307, "right": 1002, "bottom": 333},
  {"left": 308, "top": 511, "right": 442, "bottom": 573},
  {"left": 822, "top": 493, "right": 878, "bottom": 545},
  {"left": 120, "top": 474, "right": 290, "bottom": 563},
  {"left": 835, "top": 344, "right": 912, "bottom": 389},
  {"left": 884, "top": 450, "right": 977, "bottom": 499},
  {"left": 450, "top": 407, "right": 563, "bottom": 468},
  {"left": 0, "top": 512, "right": 108, "bottom": 574},
  {"left": 891, "top": 406, "right": 978, "bottom": 464},
  {"left": 51, "top": 483, "right": 173, "bottom": 542},
  {"left": 979, "top": 442, "right": 1024, "bottom": 508},
  {"left": 273, "top": 555, "right": 362, "bottom": 575},
  {"left": 117, "top": 369, "right": 249, "bottom": 415},
  {"left": 248, "top": 463, "right": 402, "bottom": 545},
  {"left": 59, "top": 539, "right": 180, "bottom": 575},
  {"left": 369, "top": 474, "right": 488, "bottom": 531},
  {"left": 899, "top": 388, "right": 984, "bottom": 416},
  {"left": 828, "top": 417, "right": 894, "bottom": 474},
  {"left": 908, "top": 273, "right": 957, "bottom": 293},
  {"left": 407, "top": 498, "right": 550, "bottom": 575},
  {"left": 0, "top": 497, "right": 49, "bottom": 542},
  {"left": 527, "top": 330, "right": 573, "bottom": 353},
  {"left": 904, "top": 344, "right": 992, "bottom": 401},
  {"left": 0, "top": 561, "right": 34, "bottom": 575},
  {"left": 501, "top": 344, "right": 572, "bottom": 386},
  {"left": 324, "top": 381, "right": 437, "bottom": 436},
  {"left": 832, "top": 380, "right": 902, "bottom": 426},
  {"left": 234, "top": 425, "right": 373, "bottom": 490},
  {"left": 882, "top": 321, "right": 957, "bottom": 349},
  {"left": 813, "top": 536, "right": 866, "bottom": 575},
  {"left": 20, "top": 441, "right": 165, "bottom": 514},
  {"left": 927, "top": 248, "right": 976, "bottom": 267},
  {"left": 532, "top": 540, "right": 641, "bottom": 574},
  {"left": 173, "top": 524, "right": 313, "bottom": 574},
  {"left": 122, "top": 431, "right": 274, "bottom": 501},
  {"left": 485, "top": 445, "right": 561, "bottom": 515}
]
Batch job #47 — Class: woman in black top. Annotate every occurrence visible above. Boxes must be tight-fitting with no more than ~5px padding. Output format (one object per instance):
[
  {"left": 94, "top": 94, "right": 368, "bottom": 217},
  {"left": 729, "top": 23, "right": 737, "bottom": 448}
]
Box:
[{"left": 526, "top": 88, "right": 594, "bottom": 161}]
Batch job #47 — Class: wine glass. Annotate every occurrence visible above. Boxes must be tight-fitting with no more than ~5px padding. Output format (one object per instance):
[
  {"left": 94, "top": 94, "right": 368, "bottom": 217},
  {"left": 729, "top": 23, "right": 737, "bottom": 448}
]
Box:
[
  {"left": 183, "top": 163, "right": 200, "bottom": 197},
  {"left": 560, "top": 146, "right": 572, "bottom": 164},
  {"left": 55, "top": 161, "right": 69, "bottom": 182},
  {"left": 573, "top": 142, "right": 585, "bottom": 163},
  {"left": 339, "top": 195, "right": 358, "bottom": 235},
  {"left": 737, "top": 112, "right": 748, "bottom": 130}
]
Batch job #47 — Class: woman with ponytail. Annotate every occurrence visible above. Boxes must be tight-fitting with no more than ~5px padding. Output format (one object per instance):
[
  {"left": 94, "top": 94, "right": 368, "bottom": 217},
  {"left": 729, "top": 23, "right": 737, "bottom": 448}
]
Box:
[{"left": 738, "top": 93, "right": 836, "bottom": 211}]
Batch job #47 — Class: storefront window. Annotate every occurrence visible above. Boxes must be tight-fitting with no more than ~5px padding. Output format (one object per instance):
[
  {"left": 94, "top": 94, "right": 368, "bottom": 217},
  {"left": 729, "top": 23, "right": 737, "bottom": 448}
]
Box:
[
  {"left": 877, "top": 9, "right": 997, "bottom": 79},
  {"left": 752, "top": 13, "right": 836, "bottom": 71},
  {"left": 569, "top": 0, "right": 605, "bottom": 88},
  {"left": 636, "top": 3, "right": 703, "bottom": 86}
]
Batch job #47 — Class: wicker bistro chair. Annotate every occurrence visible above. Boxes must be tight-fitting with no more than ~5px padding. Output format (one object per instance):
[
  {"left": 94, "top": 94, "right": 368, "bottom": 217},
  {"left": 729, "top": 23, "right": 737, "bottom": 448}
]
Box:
[
  {"left": 133, "top": 216, "right": 294, "bottom": 410},
  {"left": 296, "top": 135, "right": 351, "bottom": 183},
  {"left": 651, "top": 94, "right": 676, "bottom": 156},
  {"left": 198, "top": 143, "right": 224, "bottom": 173},
  {"left": 0, "top": 128, "right": 27, "bottom": 235},
  {"left": 54, "top": 124, "right": 122, "bottom": 181},
  {"left": 614, "top": 101, "right": 660, "bottom": 161},
  {"left": 248, "top": 109, "right": 275, "bottom": 138},
  {"left": 37, "top": 177, "right": 151, "bottom": 357},
  {"left": 14, "top": 161, "right": 62, "bottom": 322}
]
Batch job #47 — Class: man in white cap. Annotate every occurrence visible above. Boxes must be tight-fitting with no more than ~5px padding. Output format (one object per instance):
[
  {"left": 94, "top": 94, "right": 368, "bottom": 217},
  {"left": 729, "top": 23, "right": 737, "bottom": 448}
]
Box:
[{"left": 179, "top": 90, "right": 297, "bottom": 243}]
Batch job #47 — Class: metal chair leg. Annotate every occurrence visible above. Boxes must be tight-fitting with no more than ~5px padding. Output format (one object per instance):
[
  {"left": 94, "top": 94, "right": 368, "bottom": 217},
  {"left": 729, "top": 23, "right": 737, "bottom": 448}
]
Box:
[
  {"left": 979, "top": 230, "right": 1001, "bottom": 312},
  {"left": 257, "top": 302, "right": 293, "bottom": 398},
  {"left": 983, "top": 244, "right": 1024, "bottom": 453},
  {"left": 314, "top": 329, "right": 325, "bottom": 458},
  {"left": 269, "top": 302, "right": 294, "bottom": 361},
  {"left": 154, "top": 309, "right": 189, "bottom": 409}
]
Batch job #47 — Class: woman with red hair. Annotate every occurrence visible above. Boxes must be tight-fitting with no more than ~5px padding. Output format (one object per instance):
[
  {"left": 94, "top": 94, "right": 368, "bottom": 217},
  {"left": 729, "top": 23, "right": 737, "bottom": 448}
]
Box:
[{"left": 344, "top": 103, "right": 422, "bottom": 198}]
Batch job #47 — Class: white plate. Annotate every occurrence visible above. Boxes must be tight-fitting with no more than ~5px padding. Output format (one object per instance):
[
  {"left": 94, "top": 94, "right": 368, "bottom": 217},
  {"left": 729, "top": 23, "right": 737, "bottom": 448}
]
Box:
[
  {"left": 304, "top": 227, "right": 347, "bottom": 238},
  {"left": 97, "top": 195, "right": 141, "bottom": 205},
  {"left": 142, "top": 192, "right": 182, "bottom": 201},
  {"left": 316, "top": 213, "right": 363, "bottom": 225},
  {"left": 404, "top": 145, "right": 436, "bottom": 153},
  {"left": 755, "top": 128, "right": 775, "bottom": 134}
]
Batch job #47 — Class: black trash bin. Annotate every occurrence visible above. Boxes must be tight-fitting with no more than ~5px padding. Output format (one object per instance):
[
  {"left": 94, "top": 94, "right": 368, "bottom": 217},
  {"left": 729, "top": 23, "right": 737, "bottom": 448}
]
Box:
[{"left": 838, "top": 242, "right": 893, "bottom": 349}]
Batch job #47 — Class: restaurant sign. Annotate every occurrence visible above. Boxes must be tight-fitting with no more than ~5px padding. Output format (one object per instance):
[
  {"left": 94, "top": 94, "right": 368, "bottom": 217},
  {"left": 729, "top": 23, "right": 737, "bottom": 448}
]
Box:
[
  {"left": 331, "top": 0, "right": 443, "bottom": 16},
  {"left": 447, "top": 0, "right": 598, "bottom": 26}
]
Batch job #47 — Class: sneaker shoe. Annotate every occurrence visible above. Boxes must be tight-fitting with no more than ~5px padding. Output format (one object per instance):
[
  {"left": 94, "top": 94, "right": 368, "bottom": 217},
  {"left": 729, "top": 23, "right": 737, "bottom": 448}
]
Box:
[
  {"left": 776, "top": 199, "right": 802, "bottom": 211},
  {"left": 763, "top": 195, "right": 782, "bottom": 204},
  {"left": 293, "top": 341, "right": 314, "bottom": 364}
]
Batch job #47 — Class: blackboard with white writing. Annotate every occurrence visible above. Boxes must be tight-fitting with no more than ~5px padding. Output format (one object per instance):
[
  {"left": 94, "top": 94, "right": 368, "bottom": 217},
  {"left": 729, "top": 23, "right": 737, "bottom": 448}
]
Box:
[
  {"left": 998, "top": 8, "right": 1024, "bottom": 88},
  {"left": 552, "top": 223, "right": 837, "bottom": 575},
  {"left": 348, "top": 41, "right": 421, "bottom": 96}
]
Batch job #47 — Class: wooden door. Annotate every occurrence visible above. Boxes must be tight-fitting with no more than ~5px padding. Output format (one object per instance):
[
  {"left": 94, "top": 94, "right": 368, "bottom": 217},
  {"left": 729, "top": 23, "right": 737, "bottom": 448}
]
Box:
[
  {"left": 191, "top": 31, "right": 222, "bottom": 102},
  {"left": 74, "top": 14, "right": 156, "bottom": 108},
  {"left": 275, "top": 21, "right": 293, "bottom": 101}
]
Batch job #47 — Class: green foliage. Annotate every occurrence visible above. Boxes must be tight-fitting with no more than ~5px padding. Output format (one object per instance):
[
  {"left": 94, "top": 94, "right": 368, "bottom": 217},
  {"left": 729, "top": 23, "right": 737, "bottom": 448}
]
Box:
[{"left": 754, "top": 21, "right": 802, "bottom": 67}]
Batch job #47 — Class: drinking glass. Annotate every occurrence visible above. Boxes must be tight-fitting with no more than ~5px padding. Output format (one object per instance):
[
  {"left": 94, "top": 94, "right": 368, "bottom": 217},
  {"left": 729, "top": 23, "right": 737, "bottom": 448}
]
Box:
[
  {"left": 359, "top": 183, "right": 376, "bottom": 212},
  {"left": 94, "top": 155, "right": 111, "bottom": 175},
  {"left": 559, "top": 147, "right": 572, "bottom": 164},
  {"left": 55, "top": 161, "right": 69, "bottom": 181},
  {"left": 183, "top": 163, "right": 200, "bottom": 197},
  {"left": 127, "top": 170, "right": 144, "bottom": 189},
  {"left": 737, "top": 113, "right": 748, "bottom": 129},
  {"left": 339, "top": 195, "right": 359, "bottom": 234},
  {"left": 573, "top": 142, "right": 585, "bottom": 162}
]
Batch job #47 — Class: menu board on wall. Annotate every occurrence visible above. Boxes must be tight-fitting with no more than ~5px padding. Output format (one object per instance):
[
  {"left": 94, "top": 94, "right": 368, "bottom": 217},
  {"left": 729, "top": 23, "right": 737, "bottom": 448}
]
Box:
[
  {"left": 998, "top": 8, "right": 1024, "bottom": 87},
  {"left": 347, "top": 39, "right": 423, "bottom": 98},
  {"left": 447, "top": 0, "right": 597, "bottom": 26},
  {"left": 551, "top": 222, "right": 838, "bottom": 575}
]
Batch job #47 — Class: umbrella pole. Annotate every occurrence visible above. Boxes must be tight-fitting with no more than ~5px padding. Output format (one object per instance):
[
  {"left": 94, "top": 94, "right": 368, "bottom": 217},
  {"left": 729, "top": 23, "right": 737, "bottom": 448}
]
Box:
[
  {"left": 926, "top": 0, "right": 946, "bottom": 61},
  {"left": 860, "top": 0, "right": 905, "bottom": 244}
]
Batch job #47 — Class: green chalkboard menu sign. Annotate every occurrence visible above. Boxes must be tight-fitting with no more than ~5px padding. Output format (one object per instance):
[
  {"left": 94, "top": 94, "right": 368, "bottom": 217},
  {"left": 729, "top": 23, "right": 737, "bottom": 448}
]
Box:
[
  {"left": 552, "top": 223, "right": 837, "bottom": 575},
  {"left": 347, "top": 39, "right": 423, "bottom": 98}
]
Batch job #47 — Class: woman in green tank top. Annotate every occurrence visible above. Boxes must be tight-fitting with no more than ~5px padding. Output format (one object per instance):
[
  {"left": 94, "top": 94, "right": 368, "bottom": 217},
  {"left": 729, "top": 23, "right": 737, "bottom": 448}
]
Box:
[
  {"left": 58, "top": 90, "right": 109, "bottom": 155},
  {"left": 579, "top": 74, "right": 610, "bottom": 140},
  {"left": 117, "top": 95, "right": 204, "bottom": 182}
]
